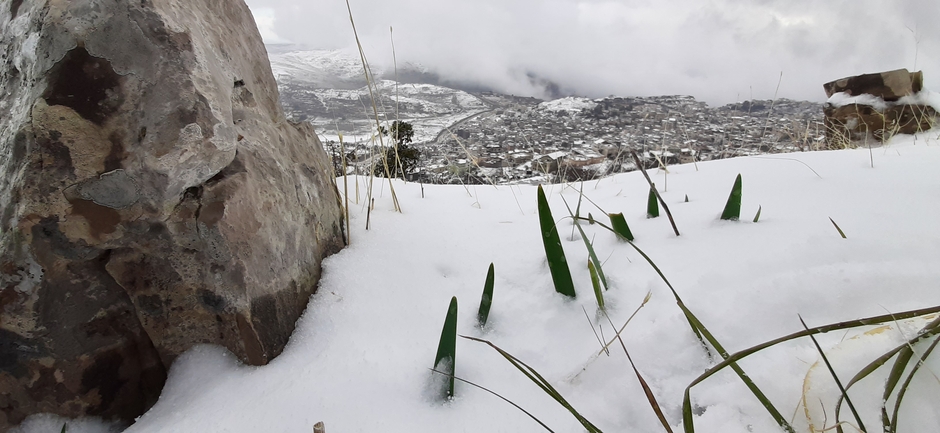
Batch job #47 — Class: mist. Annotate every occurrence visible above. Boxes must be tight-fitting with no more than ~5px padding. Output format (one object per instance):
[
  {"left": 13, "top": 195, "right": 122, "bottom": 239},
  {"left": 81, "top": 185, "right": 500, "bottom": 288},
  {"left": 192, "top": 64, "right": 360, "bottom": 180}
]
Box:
[{"left": 246, "top": 0, "right": 940, "bottom": 105}]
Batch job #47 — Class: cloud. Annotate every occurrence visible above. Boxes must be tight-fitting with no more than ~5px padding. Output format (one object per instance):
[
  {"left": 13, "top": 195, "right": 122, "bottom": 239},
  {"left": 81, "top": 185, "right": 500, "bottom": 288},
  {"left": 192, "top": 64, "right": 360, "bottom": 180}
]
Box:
[
  {"left": 245, "top": 5, "right": 291, "bottom": 44},
  {"left": 246, "top": 0, "right": 940, "bottom": 105}
]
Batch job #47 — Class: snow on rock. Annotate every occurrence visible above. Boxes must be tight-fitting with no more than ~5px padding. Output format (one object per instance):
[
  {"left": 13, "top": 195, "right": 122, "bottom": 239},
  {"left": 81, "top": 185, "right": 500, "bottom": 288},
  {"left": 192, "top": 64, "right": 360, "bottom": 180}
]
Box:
[
  {"left": 898, "top": 89, "right": 940, "bottom": 113},
  {"left": 826, "top": 92, "right": 889, "bottom": 111},
  {"left": 827, "top": 89, "right": 940, "bottom": 113}
]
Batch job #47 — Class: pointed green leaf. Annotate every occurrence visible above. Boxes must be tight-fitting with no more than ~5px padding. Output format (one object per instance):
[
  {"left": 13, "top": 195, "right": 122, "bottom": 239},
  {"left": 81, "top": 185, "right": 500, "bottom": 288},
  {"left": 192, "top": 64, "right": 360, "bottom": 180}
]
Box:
[
  {"left": 829, "top": 217, "right": 847, "bottom": 239},
  {"left": 478, "top": 264, "right": 495, "bottom": 328},
  {"left": 647, "top": 186, "right": 659, "bottom": 218},
  {"left": 434, "top": 296, "right": 458, "bottom": 399},
  {"left": 753, "top": 205, "right": 762, "bottom": 223},
  {"left": 588, "top": 260, "right": 605, "bottom": 310},
  {"left": 463, "top": 335, "right": 604, "bottom": 432},
  {"left": 537, "top": 185, "right": 576, "bottom": 298},
  {"left": 720, "top": 174, "right": 742, "bottom": 221},
  {"left": 608, "top": 213, "right": 635, "bottom": 241}
]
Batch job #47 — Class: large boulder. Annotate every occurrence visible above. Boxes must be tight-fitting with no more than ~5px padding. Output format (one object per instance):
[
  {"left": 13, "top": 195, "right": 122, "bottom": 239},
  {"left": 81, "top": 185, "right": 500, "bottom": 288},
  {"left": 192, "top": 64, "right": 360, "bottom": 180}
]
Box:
[{"left": 0, "top": 0, "right": 345, "bottom": 428}]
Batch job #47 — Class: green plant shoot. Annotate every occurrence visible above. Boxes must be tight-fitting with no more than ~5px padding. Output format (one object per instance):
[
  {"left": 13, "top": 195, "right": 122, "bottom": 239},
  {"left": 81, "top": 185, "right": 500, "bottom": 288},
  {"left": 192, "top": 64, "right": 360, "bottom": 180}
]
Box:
[
  {"left": 537, "top": 185, "right": 576, "bottom": 298},
  {"left": 647, "top": 185, "right": 659, "bottom": 218},
  {"left": 434, "top": 296, "right": 458, "bottom": 399},
  {"left": 588, "top": 260, "right": 605, "bottom": 310},
  {"left": 608, "top": 213, "right": 635, "bottom": 241},
  {"left": 720, "top": 174, "right": 742, "bottom": 221},
  {"left": 478, "top": 264, "right": 495, "bottom": 328}
]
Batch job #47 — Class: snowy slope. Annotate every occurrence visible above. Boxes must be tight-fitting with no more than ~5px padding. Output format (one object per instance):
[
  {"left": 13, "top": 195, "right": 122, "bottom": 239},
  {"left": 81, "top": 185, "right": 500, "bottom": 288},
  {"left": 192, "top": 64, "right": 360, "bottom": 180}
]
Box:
[
  {"left": 269, "top": 48, "right": 370, "bottom": 89},
  {"left": 537, "top": 96, "right": 597, "bottom": 113},
  {"left": 16, "top": 132, "right": 940, "bottom": 433},
  {"left": 268, "top": 47, "right": 492, "bottom": 144}
]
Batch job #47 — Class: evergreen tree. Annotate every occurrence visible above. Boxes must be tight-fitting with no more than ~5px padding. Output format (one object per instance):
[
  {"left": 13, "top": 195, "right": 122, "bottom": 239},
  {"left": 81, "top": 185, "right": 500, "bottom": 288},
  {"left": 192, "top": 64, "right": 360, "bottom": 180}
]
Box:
[{"left": 375, "top": 121, "right": 420, "bottom": 178}]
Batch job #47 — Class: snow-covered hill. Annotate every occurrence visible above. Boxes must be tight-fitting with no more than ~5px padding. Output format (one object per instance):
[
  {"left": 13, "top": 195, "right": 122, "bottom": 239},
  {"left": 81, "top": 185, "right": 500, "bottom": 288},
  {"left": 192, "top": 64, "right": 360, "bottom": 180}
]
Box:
[
  {"left": 268, "top": 47, "right": 491, "bottom": 145},
  {"left": 268, "top": 48, "right": 369, "bottom": 90}
]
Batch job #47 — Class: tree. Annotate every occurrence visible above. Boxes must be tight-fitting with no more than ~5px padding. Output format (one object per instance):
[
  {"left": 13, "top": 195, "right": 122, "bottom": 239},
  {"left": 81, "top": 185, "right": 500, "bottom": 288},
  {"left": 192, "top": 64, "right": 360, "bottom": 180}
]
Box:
[{"left": 374, "top": 121, "right": 420, "bottom": 178}]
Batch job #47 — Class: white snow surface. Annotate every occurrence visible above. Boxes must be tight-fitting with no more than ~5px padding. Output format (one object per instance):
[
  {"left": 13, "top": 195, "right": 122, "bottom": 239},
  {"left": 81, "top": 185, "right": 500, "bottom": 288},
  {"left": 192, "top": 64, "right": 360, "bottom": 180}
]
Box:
[
  {"left": 537, "top": 96, "right": 597, "bottom": 113},
  {"left": 898, "top": 90, "right": 940, "bottom": 113},
  {"left": 19, "top": 133, "right": 940, "bottom": 433}
]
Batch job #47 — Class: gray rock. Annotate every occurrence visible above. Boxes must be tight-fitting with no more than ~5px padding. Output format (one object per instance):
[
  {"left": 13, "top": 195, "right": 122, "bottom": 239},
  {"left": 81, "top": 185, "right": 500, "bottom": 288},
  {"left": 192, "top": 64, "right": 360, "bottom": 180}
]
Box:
[{"left": 0, "top": 0, "right": 345, "bottom": 428}]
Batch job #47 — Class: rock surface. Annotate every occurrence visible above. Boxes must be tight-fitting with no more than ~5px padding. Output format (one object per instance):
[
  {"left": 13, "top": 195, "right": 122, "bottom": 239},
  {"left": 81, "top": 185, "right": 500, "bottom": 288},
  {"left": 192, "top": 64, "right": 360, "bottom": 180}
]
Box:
[
  {"left": 823, "top": 70, "right": 937, "bottom": 147},
  {"left": 0, "top": 0, "right": 344, "bottom": 428},
  {"left": 823, "top": 69, "right": 923, "bottom": 101}
]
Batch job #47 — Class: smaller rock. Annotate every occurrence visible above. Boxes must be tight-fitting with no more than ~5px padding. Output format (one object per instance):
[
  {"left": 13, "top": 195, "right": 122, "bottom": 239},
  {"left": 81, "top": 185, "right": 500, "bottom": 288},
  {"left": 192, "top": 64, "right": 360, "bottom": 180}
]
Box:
[
  {"left": 823, "top": 69, "right": 923, "bottom": 101},
  {"left": 823, "top": 70, "right": 938, "bottom": 148},
  {"left": 76, "top": 169, "right": 140, "bottom": 209}
]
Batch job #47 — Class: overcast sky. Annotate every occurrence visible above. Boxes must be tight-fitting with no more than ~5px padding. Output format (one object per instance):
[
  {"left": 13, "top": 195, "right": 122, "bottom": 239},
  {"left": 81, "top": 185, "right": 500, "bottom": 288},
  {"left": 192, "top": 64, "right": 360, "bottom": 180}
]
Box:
[{"left": 245, "top": 0, "right": 939, "bottom": 105}]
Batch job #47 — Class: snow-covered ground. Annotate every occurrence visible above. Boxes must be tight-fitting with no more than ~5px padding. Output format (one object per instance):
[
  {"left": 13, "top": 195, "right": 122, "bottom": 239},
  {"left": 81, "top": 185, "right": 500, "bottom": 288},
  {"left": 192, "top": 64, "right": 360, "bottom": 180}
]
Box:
[{"left": 16, "top": 132, "right": 940, "bottom": 433}]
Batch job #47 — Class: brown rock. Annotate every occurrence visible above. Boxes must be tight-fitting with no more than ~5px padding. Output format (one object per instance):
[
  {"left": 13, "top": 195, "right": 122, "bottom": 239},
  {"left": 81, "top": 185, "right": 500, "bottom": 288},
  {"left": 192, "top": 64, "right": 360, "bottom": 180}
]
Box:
[
  {"left": 823, "top": 69, "right": 924, "bottom": 101},
  {"left": 824, "top": 103, "right": 938, "bottom": 147},
  {"left": 822, "top": 70, "right": 938, "bottom": 147},
  {"left": 0, "top": 0, "right": 344, "bottom": 428}
]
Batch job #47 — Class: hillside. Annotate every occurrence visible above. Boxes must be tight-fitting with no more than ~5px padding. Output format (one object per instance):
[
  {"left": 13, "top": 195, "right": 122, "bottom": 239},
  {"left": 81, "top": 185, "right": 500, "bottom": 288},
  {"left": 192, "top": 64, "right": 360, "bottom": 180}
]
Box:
[{"left": 267, "top": 47, "right": 825, "bottom": 185}]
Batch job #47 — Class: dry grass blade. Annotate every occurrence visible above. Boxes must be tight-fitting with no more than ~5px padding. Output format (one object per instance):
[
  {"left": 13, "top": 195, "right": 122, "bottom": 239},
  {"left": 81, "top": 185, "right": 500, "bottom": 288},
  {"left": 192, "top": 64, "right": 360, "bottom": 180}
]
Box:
[
  {"left": 888, "top": 335, "right": 940, "bottom": 433},
  {"left": 613, "top": 241, "right": 792, "bottom": 432},
  {"left": 832, "top": 340, "right": 912, "bottom": 433},
  {"left": 693, "top": 306, "right": 940, "bottom": 387},
  {"left": 630, "top": 150, "right": 680, "bottom": 236},
  {"left": 618, "top": 240, "right": 706, "bottom": 352},
  {"left": 344, "top": 0, "right": 401, "bottom": 213},
  {"left": 462, "top": 335, "right": 604, "bottom": 432},
  {"left": 829, "top": 217, "right": 847, "bottom": 239},
  {"left": 601, "top": 311, "right": 674, "bottom": 432},
  {"left": 562, "top": 195, "right": 608, "bottom": 291},
  {"left": 340, "top": 134, "right": 350, "bottom": 244},
  {"left": 685, "top": 306, "right": 940, "bottom": 433},
  {"left": 747, "top": 156, "right": 823, "bottom": 179},
  {"left": 799, "top": 315, "right": 867, "bottom": 432},
  {"left": 583, "top": 306, "right": 609, "bottom": 356},
  {"left": 598, "top": 290, "right": 651, "bottom": 355},
  {"left": 879, "top": 315, "right": 940, "bottom": 433},
  {"left": 430, "top": 368, "right": 556, "bottom": 432}
]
